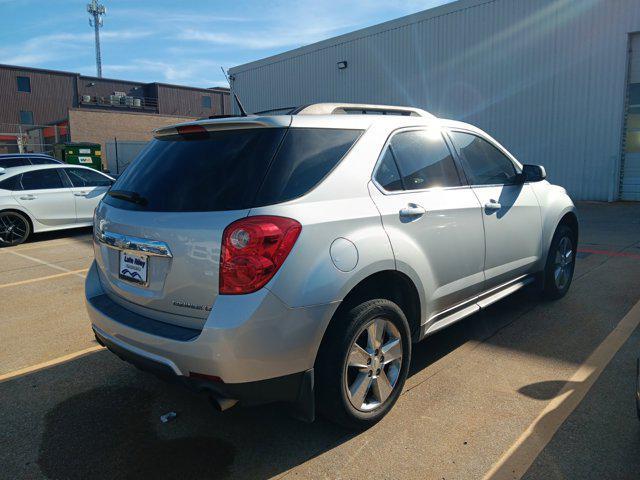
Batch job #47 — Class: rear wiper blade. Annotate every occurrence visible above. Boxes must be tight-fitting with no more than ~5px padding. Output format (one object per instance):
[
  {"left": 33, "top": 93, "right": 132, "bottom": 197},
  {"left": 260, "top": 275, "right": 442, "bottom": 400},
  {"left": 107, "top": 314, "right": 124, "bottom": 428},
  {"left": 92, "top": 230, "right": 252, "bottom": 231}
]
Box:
[{"left": 107, "top": 190, "right": 148, "bottom": 206}]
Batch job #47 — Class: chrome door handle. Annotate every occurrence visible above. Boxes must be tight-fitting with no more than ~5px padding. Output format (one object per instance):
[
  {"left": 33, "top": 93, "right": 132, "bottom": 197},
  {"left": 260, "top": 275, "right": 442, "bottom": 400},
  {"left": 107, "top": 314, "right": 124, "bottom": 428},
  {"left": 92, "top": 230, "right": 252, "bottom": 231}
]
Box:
[
  {"left": 74, "top": 192, "right": 89, "bottom": 196},
  {"left": 19, "top": 195, "right": 36, "bottom": 200},
  {"left": 484, "top": 199, "right": 501, "bottom": 210},
  {"left": 399, "top": 204, "right": 426, "bottom": 220}
]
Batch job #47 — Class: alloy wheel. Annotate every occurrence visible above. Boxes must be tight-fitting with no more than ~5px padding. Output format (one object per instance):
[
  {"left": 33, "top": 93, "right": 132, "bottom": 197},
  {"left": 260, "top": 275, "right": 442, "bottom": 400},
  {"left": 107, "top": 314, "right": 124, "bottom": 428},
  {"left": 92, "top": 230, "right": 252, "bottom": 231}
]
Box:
[
  {"left": 553, "top": 236, "right": 573, "bottom": 290},
  {"left": 0, "top": 213, "right": 28, "bottom": 246},
  {"left": 343, "top": 317, "right": 403, "bottom": 412}
]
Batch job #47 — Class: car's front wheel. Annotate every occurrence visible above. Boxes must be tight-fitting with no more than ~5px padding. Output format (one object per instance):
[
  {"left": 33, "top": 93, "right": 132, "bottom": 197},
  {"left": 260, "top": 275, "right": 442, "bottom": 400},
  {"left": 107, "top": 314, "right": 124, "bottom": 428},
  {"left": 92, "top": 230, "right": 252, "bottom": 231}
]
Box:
[
  {"left": 316, "top": 298, "right": 411, "bottom": 429},
  {"left": 542, "top": 224, "right": 576, "bottom": 299},
  {"left": 0, "top": 211, "right": 30, "bottom": 247}
]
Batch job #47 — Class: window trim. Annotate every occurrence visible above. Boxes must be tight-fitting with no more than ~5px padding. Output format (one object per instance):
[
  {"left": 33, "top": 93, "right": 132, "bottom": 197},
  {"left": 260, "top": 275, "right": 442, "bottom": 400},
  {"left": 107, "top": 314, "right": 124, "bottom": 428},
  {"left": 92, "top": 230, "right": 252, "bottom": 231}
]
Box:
[
  {"left": 444, "top": 128, "right": 523, "bottom": 188},
  {"left": 371, "top": 126, "right": 468, "bottom": 196}
]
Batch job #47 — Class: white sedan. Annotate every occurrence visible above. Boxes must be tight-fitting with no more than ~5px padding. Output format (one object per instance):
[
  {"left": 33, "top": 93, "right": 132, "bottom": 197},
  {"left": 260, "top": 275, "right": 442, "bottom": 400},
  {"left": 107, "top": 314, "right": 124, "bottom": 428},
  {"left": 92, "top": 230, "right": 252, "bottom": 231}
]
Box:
[{"left": 0, "top": 164, "right": 114, "bottom": 246}]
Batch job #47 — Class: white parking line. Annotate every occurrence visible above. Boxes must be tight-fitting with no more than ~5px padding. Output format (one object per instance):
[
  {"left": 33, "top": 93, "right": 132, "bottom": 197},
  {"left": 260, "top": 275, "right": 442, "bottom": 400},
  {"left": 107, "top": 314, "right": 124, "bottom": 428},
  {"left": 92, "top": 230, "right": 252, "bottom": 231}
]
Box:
[
  {"left": 0, "top": 345, "right": 104, "bottom": 383},
  {"left": 0, "top": 269, "right": 88, "bottom": 289},
  {"left": 7, "top": 250, "right": 87, "bottom": 278},
  {"left": 482, "top": 297, "right": 640, "bottom": 480},
  {"left": 0, "top": 238, "right": 92, "bottom": 254}
]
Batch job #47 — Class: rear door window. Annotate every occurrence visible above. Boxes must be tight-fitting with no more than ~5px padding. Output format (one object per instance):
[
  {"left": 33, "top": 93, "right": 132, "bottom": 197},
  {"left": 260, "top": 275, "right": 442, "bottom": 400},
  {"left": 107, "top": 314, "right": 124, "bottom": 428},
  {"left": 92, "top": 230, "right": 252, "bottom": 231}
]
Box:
[
  {"left": 17, "top": 169, "right": 65, "bottom": 190},
  {"left": 449, "top": 131, "right": 519, "bottom": 185},
  {"left": 386, "top": 129, "right": 461, "bottom": 190},
  {"left": 66, "top": 168, "right": 112, "bottom": 187},
  {"left": 374, "top": 149, "right": 403, "bottom": 191}
]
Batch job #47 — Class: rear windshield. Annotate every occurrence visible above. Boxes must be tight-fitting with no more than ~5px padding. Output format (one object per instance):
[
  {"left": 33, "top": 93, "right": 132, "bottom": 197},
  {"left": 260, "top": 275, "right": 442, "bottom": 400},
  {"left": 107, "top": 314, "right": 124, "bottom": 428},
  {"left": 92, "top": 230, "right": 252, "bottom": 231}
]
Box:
[{"left": 103, "top": 127, "right": 361, "bottom": 212}]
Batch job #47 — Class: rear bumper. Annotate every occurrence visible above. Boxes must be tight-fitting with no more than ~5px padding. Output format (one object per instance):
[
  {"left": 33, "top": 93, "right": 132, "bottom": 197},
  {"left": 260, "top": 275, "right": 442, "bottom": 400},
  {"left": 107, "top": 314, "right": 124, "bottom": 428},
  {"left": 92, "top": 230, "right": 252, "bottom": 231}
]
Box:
[
  {"left": 93, "top": 325, "right": 313, "bottom": 406},
  {"left": 85, "top": 261, "right": 338, "bottom": 386}
]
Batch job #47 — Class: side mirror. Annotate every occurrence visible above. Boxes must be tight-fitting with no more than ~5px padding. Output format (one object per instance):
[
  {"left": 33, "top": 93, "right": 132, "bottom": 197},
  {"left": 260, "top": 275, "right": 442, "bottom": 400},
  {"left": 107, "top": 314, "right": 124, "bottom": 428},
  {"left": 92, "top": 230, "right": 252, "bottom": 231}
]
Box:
[{"left": 522, "top": 164, "right": 546, "bottom": 182}]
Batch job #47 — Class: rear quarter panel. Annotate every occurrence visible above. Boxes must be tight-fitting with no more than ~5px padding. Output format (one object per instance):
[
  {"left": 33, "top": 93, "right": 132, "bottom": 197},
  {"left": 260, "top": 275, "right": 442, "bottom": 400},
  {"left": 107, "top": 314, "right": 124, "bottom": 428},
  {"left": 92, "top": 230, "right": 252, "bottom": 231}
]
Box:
[{"left": 250, "top": 122, "right": 398, "bottom": 308}]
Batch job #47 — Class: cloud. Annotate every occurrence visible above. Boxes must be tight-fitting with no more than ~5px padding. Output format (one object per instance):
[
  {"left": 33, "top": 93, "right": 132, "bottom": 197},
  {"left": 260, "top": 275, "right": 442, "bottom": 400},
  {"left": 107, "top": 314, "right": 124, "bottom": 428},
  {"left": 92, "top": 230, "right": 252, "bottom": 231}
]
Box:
[
  {"left": 0, "top": 0, "right": 452, "bottom": 88},
  {"left": 176, "top": 29, "right": 346, "bottom": 50},
  {"left": 0, "top": 30, "right": 152, "bottom": 66},
  {"left": 101, "top": 58, "right": 228, "bottom": 88}
]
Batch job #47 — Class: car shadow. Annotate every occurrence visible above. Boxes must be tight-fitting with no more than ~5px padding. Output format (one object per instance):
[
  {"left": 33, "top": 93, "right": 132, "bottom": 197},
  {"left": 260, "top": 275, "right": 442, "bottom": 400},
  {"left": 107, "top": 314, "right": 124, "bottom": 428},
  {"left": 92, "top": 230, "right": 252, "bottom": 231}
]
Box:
[
  {"left": 21, "top": 226, "right": 93, "bottom": 246},
  {"left": 19, "top": 289, "right": 543, "bottom": 480}
]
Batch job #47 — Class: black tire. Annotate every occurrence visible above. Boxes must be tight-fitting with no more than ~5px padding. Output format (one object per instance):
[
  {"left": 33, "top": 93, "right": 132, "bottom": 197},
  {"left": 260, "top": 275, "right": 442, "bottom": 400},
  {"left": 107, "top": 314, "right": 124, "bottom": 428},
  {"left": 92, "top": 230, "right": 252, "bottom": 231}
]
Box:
[
  {"left": 542, "top": 224, "right": 576, "bottom": 300},
  {"left": 316, "top": 298, "right": 411, "bottom": 430},
  {"left": 0, "top": 211, "right": 30, "bottom": 247}
]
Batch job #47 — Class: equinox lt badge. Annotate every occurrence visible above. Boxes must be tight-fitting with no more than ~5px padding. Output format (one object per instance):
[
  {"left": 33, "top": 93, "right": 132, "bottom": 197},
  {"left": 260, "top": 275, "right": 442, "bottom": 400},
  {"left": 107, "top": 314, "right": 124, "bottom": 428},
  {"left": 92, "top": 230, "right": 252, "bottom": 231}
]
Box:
[{"left": 172, "top": 300, "right": 212, "bottom": 312}]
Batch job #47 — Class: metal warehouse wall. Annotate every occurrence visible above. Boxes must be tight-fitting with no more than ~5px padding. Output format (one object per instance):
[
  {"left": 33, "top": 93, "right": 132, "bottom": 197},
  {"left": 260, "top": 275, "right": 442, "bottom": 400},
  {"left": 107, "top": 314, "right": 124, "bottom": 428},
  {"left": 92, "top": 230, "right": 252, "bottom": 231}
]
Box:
[
  {"left": 0, "top": 65, "right": 76, "bottom": 125},
  {"left": 229, "top": 0, "right": 640, "bottom": 201}
]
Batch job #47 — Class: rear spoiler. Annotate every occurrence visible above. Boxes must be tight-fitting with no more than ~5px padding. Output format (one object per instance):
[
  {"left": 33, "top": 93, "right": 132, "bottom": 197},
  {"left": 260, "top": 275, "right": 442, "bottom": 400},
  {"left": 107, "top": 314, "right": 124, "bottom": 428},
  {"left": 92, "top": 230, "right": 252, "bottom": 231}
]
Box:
[{"left": 153, "top": 117, "right": 291, "bottom": 138}]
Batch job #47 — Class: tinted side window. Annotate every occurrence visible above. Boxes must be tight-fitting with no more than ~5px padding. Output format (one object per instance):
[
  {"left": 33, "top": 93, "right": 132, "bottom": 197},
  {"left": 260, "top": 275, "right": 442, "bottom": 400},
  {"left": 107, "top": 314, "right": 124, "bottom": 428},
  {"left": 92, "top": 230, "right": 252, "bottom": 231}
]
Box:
[
  {"left": 0, "top": 158, "right": 29, "bottom": 168},
  {"left": 254, "top": 128, "right": 362, "bottom": 206},
  {"left": 30, "top": 157, "right": 58, "bottom": 165},
  {"left": 375, "top": 149, "right": 403, "bottom": 191},
  {"left": 18, "top": 169, "right": 64, "bottom": 190},
  {"left": 389, "top": 130, "right": 461, "bottom": 190},
  {"left": 0, "top": 175, "right": 18, "bottom": 191},
  {"left": 66, "top": 168, "right": 111, "bottom": 187},
  {"left": 450, "top": 132, "right": 518, "bottom": 185}
]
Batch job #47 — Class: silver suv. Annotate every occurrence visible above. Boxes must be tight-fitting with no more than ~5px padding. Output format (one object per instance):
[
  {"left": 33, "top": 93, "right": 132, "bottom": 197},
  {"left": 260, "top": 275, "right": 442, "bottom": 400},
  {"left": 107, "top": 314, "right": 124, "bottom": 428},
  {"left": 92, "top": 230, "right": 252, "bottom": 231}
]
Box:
[{"left": 86, "top": 103, "right": 578, "bottom": 428}]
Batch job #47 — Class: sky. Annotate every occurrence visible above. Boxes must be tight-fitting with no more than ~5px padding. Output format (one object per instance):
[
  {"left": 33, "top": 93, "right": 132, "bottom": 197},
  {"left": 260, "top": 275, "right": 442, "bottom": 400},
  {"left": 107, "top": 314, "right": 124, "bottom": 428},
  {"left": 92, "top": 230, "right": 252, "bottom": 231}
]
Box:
[{"left": 0, "top": 0, "right": 452, "bottom": 88}]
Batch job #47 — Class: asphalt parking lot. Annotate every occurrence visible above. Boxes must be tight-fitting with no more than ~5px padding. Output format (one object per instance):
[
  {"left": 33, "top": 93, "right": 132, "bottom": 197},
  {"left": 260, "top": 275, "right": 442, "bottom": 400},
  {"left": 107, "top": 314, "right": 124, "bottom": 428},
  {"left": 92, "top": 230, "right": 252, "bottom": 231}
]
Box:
[{"left": 1, "top": 202, "right": 639, "bottom": 480}]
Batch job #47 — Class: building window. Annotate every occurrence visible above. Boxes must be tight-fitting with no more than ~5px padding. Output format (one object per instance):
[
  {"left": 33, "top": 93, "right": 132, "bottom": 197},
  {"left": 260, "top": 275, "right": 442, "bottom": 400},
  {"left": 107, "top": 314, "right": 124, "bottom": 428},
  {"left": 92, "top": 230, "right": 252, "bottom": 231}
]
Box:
[
  {"left": 19, "top": 111, "right": 34, "bottom": 125},
  {"left": 17, "top": 76, "right": 31, "bottom": 93},
  {"left": 202, "top": 96, "right": 212, "bottom": 108}
]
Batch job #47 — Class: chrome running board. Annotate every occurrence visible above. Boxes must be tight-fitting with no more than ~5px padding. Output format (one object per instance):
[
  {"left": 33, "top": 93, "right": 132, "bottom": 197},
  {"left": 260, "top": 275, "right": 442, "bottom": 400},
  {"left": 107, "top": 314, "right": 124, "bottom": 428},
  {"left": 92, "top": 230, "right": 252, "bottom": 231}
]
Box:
[{"left": 421, "top": 274, "right": 535, "bottom": 338}]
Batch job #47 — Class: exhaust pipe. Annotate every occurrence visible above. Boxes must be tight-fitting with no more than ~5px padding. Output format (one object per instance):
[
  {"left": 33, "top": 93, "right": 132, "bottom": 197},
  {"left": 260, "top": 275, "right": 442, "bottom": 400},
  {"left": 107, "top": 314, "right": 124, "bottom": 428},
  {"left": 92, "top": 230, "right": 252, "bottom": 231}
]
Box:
[{"left": 210, "top": 394, "right": 238, "bottom": 412}]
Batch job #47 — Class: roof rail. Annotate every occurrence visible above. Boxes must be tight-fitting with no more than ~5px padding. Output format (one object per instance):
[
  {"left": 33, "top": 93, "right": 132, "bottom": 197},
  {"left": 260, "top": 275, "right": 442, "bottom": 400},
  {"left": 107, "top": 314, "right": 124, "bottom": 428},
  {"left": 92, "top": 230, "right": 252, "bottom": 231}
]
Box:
[{"left": 293, "top": 103, "right": 434, "bottom": 118}]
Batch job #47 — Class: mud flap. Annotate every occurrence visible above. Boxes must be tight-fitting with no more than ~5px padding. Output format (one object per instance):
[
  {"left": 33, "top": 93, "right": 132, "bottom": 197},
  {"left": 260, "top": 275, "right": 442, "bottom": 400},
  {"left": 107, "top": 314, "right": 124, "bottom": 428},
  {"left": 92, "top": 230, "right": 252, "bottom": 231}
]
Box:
[{"left": 291, "top": 368, "right": 315, "bottom": 423}]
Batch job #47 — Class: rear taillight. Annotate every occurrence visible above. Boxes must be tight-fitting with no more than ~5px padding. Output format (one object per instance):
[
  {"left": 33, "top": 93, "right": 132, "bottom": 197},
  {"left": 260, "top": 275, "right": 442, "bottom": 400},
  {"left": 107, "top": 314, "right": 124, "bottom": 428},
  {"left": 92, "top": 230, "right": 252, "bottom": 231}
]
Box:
[{"left": 219, "top": 216, "right": 302, "bottom": 294}]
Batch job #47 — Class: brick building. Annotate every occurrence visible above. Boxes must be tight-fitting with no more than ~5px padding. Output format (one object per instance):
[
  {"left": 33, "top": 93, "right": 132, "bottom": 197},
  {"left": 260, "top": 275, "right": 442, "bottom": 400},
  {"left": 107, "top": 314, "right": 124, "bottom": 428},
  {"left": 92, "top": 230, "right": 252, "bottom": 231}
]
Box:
[{"left": 0, "top": 63, "right": 231, "bottom": 166}]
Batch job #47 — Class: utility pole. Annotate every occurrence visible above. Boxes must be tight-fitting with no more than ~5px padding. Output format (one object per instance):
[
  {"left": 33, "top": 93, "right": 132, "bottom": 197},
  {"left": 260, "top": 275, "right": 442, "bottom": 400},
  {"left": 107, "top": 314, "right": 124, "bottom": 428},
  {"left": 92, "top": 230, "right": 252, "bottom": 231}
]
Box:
[{"left": 87, "top": 0, "right": 106, "bottom": 78}]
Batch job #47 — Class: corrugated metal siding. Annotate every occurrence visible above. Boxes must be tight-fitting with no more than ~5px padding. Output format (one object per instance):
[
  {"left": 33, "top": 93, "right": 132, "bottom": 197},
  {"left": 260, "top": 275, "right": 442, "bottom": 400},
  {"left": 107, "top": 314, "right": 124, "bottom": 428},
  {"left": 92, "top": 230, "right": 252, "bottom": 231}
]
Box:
[
  {"left": 0, "top": 66, "right": 75, "bottom": 125},
  {"left": 157, "top": 86, "right": 228, "bottom": 117},
  {"left": 230, "top": 0, "right": 640, "bottom": 200},
  {"left": 620, "top": 34, "right": 640, "bottom": 200}
]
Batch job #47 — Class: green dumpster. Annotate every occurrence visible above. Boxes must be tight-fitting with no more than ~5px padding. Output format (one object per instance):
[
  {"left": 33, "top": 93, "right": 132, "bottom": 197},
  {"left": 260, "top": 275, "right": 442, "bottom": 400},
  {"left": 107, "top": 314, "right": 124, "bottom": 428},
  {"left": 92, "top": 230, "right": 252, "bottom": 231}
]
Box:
[{"left": 54, "top": 143, "right": 103, "bottom": 171}]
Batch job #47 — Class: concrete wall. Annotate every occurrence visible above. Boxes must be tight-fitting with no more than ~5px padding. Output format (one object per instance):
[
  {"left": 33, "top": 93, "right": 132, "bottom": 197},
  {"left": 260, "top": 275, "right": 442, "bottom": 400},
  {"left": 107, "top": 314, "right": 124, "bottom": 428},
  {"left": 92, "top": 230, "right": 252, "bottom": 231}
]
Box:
[
  {"left": 230, "top": 0, "right": 640, "bottom": 201},
  {"left": 67, "top": 109, "right": 193, "bottom": 169}
]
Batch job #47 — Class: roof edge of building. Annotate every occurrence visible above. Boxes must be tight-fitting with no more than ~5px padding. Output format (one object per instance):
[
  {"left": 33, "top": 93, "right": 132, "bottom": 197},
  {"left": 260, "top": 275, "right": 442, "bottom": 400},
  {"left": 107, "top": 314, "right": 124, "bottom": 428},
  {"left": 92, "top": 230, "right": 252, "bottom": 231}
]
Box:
[
  {"left": 68, "top": 107, "right": 198, "bottom": 120},
  {"left": 0, "top": 63, "right": 229, "bottom": 93}
]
